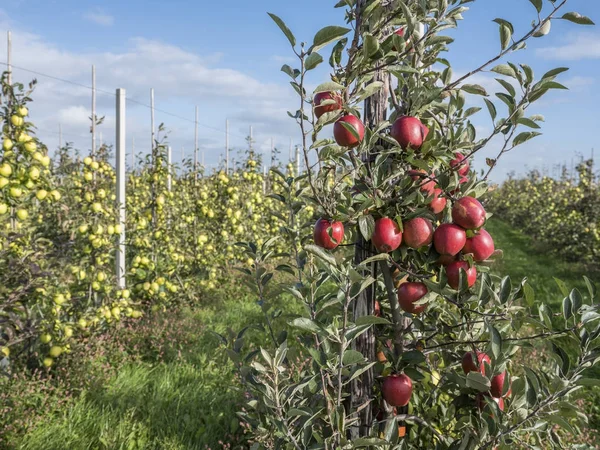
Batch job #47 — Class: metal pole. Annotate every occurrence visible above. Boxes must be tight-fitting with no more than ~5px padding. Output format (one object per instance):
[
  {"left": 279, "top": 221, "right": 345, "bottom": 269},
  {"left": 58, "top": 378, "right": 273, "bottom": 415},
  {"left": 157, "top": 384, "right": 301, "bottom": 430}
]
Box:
[
  {"left": 225, "top": 119, "right": 229, "bottom": 173},
  {"left": 7, "top": 31, "right": 11, "bottom": 85},
  {"left": 167, "top": 145, "right": 172, "bottom": 192},
  {"left": 150, "top": 88, "right": 155, "bottom": 161},
  {"left": 92, "top": 65, "right": 96, "bottom": 158},
  {"left": 115, "top": 88, "right": 126, "bottom": 289},
  {"left": 194, "top": 106, "right": 198, "bottom": 180}
]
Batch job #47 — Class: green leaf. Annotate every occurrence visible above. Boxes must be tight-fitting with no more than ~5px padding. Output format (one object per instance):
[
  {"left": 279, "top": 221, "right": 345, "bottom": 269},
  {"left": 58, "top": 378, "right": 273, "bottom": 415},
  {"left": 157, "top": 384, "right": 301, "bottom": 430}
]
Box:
[
  {"left": 287, "top": 408, "right": 311, "bottom": 417},
  {"left": 576, "top": 378, "right": 600, "bottom": 387},
  {"left": 491, "top": 64, "right": 517, "bottom": 78},
  {"left": 461, "top": 84, "right": 488, "bottom": 96},
  {"left": 343, "top": 349, "right": 366, "bottom": 365},
  {"left": 533, "top": 20, "right": 552, "bottom": 38},
  {"left": 312, "top": 26, "right": 352, "bottom": 53},
  {"left": 354, "top": 438, "right": 389, "bottom": 447},
  {"left": 542, "top": 67, "right": 569, "bottom": 80},
  {"left": 499, "top": 276, "right": 511, "bottom": 304},
  {"left": 290, "top": 318, "right": 322, "bottom": 333},
  {"left": 305, "top": 244, "right": 337, "bottom": 266},
  {"left": 570, "top": 288, "right": 583, "bottom": 314},
  {"left": 488, "top": 323, "right": 503, "bottom": 360},
  {"left": 562, "top": 296, "right": 572, "bottom": 320},
  {"left": 329, "top": 38, "right": 347, "bottom": 67},
  {"left": 354, "top": 81, "right": 384, "bottom": 103},
  {"left": 552, "top": 343, "right": 571, "bottom": 376},
  {"left": 496, "top": 21, "right": 513, "bottom": 50},
  {"left": 360, "top": 253, "right": 390, "bottom": 265},
  {"left": 401, "top": 350, "right": 426, "bottom": 365},
  {"left": 584, "top": 276, "right": 597, "bottom": 301},
  {"left": 553, "top": 277, "right": 570, "bottom": 296},
  {"left": 359, "top": 215, "right": 375, "bottom": 241},
  {"left": 561, "top": 12, "right": 595, "bottom": 26},
  {"left": 512, "top": 131, "right": 542, "bottom": 147},
  {"left": 523, "top": 282, "right": 535, "bottom": 307},
  {"left": 305, "top": 52, "right": 323, "bottom": 71},
  {"left": 267, "top": 13, "right": 296, "bottom": 47},
  {"left": 484, "top": 98, "right": 497, "bottom": 121},
  {"left": 528, "top": 0, "right": 542, "bottom": 13},
  {"left": 517, "top": 118, "right": 541, "bottom": 129},
  {"left": 348, "top": 362, "right": 377, "bottom": 383},
  {"left": 314, "top": 81, "right": 345, "bottom": 94},
  {"left": 496, "top": 78, "right": 516, "bottom": 97},
  {"left": 355, "top": 315, "right": 391, "bottom": 326},
  {"left": 363, "top": 33, "right": 380, "bottom": 58},
  {"left": 466, "top": 372, "right": 491, "bottom": 392}
]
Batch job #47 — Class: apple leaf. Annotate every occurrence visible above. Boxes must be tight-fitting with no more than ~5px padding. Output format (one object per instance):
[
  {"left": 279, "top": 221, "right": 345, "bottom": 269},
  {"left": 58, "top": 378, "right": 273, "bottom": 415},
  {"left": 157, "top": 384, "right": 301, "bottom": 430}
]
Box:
[
  {"left": 483, "top": 98, "right": 497, "bottom": 121},
  {"left": 354, "top": 81, "right": 384, "bottom": 103},
  {"left": 305, "top": 52, "right": 323, "bottom": 71},
  {"left": 314, "top": 81, "right": 345, "bottom": 94},
  {"left": 495, "top": 20, "right": 513, "bottom": 50},
  {"left": 342, "top": 349, "right": 366, "bottom": 366},
  {"left": 561, "top": 12, "right": 595, "bottom": 26},
  {"left": 491, "top": 64, "right": 517, "bottom": 79},
  {"left": 358, "top": 214, "right": 375, "bottom": 241},
  {"left": 512, "top": 131, "right": 541, "bottom": 147},
  {"left": 583, "top": 276, "right": 597, "bottom": 301},
  {"left": 533, "top": 20, "right": 551, "bottom": 37},
  {"left": 528, "top": 0, "right": 542, "bottom": 13},
  {"left": 488, "top": 323, "right": 503, "bottom": 360},
  {"left": 461, "top": 84, "right": 488, "bottom": 96},
  {"left": 553, "top": 277, "right": 570, "bottom": 297},
  {"left": 304, "top": 244, "right": 337, "bottom": 266},
  {"left": 516, "top": 118, "right": 541, "bottom": 129},
  {"left": 355, "top": 315, "right": 391, "bottom": 326},
  {"left": 290, "top": 317, "right": 322, "bottom": 334},
  {"left": 353, "top": 438, "right": 389, "bottom": 447},
  {"left": 562, "top": 296, "right": 573, "bottom": 321},
  {"left": 495, "top": 78, "right": 516, "bottom": 97},
  {"left": 311, "top": 25, "right": 352, "bottom": 53},
  {"left": 267, "top": 13, "right": 296, "bottom": 47},
  {"left": 363, "top": 33, "right": 380, "bottom": 58},
  {"left": 542, "top": 67, "right": 569, "bottom": 79},
  {"left": 499, "top": 276, "right": 511, "bottom": 304},
  {"left": 569, "top": 288, "right": 583, "bottom": 314},
  {"left": 575, "top": 378, "right": 600, "bottom": 387},
  {"left": 466, "top": 372, "right": 491, "bottom": 392}
]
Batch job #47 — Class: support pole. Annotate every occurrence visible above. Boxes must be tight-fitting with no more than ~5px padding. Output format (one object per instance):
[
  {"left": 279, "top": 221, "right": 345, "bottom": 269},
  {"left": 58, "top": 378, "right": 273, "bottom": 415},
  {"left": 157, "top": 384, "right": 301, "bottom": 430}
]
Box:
[
  {"left": 7, "top": 31, "right": 11, "bottom": 85},
  {"left": 150, "top": 88, "right": 155, "bottom": 163},
  {"left": 92, "top": 65, "right": 96, "bottom": 158},
  {"left": 194, "top": 106, "right": 198, "bottom": 181},
  {"left": 115, "top": 88, "right": 126, "bottom": 289},
  {"left": 131, "top": 137, "right": 135, "bottom": 170}
]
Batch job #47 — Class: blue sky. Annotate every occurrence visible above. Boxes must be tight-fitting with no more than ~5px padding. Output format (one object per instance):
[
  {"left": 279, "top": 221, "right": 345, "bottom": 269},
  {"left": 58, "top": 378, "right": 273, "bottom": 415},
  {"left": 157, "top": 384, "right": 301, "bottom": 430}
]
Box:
[{"left": 0, "top": 0, "right": 598, "bottom": 180}]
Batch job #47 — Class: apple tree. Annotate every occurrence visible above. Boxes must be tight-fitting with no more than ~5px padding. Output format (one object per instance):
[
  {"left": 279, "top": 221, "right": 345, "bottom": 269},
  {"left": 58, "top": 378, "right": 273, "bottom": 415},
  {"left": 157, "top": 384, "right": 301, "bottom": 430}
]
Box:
[{"left": 230, "top": 0, "right": 600, "bottom": 449}]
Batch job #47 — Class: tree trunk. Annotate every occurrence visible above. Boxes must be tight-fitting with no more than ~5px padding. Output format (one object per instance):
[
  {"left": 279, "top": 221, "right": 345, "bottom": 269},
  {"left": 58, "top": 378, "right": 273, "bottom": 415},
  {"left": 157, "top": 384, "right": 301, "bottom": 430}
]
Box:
[{"left": 350, "top": 4, "right": 391, "bottom": 437}]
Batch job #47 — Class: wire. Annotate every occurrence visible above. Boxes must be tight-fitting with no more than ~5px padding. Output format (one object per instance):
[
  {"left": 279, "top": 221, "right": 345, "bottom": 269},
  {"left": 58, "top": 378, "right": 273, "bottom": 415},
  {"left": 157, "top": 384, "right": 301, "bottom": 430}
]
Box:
[{"left": 0, "top": 62, "right": 253, "bottom": 140}]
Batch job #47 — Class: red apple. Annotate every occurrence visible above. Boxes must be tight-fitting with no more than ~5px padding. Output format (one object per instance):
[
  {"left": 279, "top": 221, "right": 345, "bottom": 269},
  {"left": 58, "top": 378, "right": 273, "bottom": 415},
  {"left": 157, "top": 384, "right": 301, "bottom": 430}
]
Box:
[
  {"left": 314, "top": 92, "right": 342, "bottom": 119},
  {"left": 462, "top": 351, "right": 491, "bottom": 376},
  {"left": 490, "top": 371, "right": 507, "bottom": 398},
  {"left": 408, "top": 169, "right": 436, "bottom": 194},
  {"left": 437, "top": 254, "right": 456, "bottom": 266},
  {"left": 446, "top": 260, "right": 477, "bottom": 290},
  {"left": 450, "top": 152, "right": 470, "bottom": 177},
  {"left": 391, "top": 116, "right": 429, "bottom": 150},
  {"left": 463, "top": 229, "right": 495, "bottom": 262},
  {"left": 372, "top": 217, "right": 402, "bottom": 253},
  {"left": 429, "top": 189, "right": 447, "bottom": 214},
  {"left": 313, "top": 218, "right": 344, "bottom": 250},
  {"left": 476, "top": 393, "right": 504, "bottom": 412},
  {"left": 334, "top": 114, "right": 365, "bottom": 148},
  {"left": 433, "top": 223, "right": 466, "bottom": 256},
  {"left": 452, "top": 197, "right": 486, "bottom": 230},
  {"left": 382, "top": 373, "right": 413, "bottom": 407},
  {"left": 398, "top": 282, "right": 428, "bottom": 314},
  {"left": 403, "top": 217, "right": 433, "bottom": 249}
]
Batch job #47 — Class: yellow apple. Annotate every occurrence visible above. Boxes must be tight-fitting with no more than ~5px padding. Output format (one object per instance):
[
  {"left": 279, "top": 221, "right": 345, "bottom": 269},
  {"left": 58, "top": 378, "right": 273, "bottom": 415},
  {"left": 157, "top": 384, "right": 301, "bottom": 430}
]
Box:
[
  {"left": 36, "top": 190, "right": 48, "bottom": 201},
  {"left": 0, "top": 163, "right": 12, "bottom": 177},
  {"left": 3, "top": 138, "right": 13, "bottom": 151},
  {"left": 16, "top": 209, "right": 28, "bottom": 221}
]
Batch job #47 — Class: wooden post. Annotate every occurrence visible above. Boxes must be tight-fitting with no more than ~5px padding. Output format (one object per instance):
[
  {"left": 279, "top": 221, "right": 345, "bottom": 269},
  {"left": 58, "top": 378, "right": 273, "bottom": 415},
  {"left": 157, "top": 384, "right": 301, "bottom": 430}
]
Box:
[{"left": 115, "top": 88, "right": 126, "bottom": 289}]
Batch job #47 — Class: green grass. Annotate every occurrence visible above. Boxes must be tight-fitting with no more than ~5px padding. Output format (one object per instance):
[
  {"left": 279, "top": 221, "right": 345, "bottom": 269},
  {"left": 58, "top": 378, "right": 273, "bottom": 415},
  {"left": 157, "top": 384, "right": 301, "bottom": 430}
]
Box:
[
  {"left": 486, "top": 218, "right": 597, "bottom": 306},
  {"left": 13, "top": 284, "right": 302, "bottom": 450}
]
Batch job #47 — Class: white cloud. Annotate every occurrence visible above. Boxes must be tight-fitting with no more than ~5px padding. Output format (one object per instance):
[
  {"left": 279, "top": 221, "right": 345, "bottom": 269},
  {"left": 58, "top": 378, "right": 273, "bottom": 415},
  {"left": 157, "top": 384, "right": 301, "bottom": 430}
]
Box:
[
  {"left": 536, "top": 32, "right": 600, "bottom": 61},
  {"left": 83, "top": 9, "right": 115, "bottom": 27}
]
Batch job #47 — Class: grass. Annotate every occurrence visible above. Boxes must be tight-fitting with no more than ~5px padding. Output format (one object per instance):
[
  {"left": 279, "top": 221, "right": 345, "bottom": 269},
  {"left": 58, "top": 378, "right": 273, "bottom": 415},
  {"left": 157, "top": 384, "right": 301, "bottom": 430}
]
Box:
[
  {"left": 486, "top": 218, "right": 597, "bottom": 306},
  {"left": 7, "top": 281, "right": 302, "bottom": 450}
]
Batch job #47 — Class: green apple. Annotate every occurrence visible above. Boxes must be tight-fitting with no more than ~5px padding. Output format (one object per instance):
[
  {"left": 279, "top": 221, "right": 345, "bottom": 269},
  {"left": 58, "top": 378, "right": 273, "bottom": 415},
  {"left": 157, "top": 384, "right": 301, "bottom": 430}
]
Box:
[
  {"left": 17, "top": 106, "right": 28, "bottom": 117},
  {"left": 0, "top": 163, "right": 12, "bottom": 177},
  {"left": 11, "top": 115, "right": 24, "bottom": 127},
  {"left": 0, "top": 203, "right": 8, "bottom": 215},
  {"left": 36, "top": 190, "right": 48, "bottom": 201},
  {"left": 29, "top": 167, "right": 40, "bottom": 180},
  {"left": 9, "top": 187, "right": 22, "bottom": 198},
  {"left": 49, "top": 346, "right": 62, "bottom": 358},
  {"left": 24, "top": 141, "right": 37, "bottom": 153},
  {"left": 2, "top": 138, "right": 13, "bottom": 151}
]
